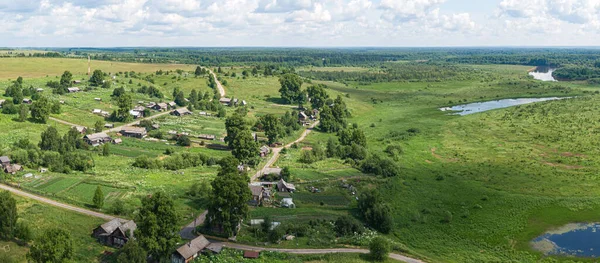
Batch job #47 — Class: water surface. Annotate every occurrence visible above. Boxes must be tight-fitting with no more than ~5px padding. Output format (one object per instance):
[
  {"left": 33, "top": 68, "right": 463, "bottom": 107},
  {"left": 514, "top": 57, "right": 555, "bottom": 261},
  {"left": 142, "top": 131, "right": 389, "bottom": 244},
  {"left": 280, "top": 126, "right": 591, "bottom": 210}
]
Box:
[
  {"left": 532, "top": 222, "right": 600, "bottom": 257},
  {"left": 440, "top": 97, "right": 566, "bottom": 116},
  {"left": 529, "top": 66, "right": 557, "bottom": 81}
]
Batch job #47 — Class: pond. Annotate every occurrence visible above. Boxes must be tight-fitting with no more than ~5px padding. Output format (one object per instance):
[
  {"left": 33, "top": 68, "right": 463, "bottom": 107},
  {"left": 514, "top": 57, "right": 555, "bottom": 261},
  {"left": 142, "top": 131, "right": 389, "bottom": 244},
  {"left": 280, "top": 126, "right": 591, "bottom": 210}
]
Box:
[
  {"left": 529, "top": 66, "right": 557, "bottom": 81},
  {"left": 532, "top": 222, "right": 600, "bottom": 257},
  {"left": 440, "top": 97, "right": 567, "bottom": 116}
]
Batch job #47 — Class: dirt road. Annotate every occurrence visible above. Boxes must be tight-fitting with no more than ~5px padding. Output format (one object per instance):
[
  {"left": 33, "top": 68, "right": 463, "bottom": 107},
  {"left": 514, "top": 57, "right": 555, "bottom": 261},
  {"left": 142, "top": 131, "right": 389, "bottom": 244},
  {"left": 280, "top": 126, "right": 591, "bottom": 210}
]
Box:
[
  {"left": 215, "top": 242, "right": 425, "bottom": 263},
  {"left": 206, "top": 68, "right": 226, "bottom": 97},
  {"left": 0, "top": 183, "right": 117, "bottom": 221},
  {"left": 49, "top": 117, "right": 85, "bottom": 127},
  {"left": 252, "top": 121, "right": 319, "bottom": 182},
  {"left": 180, "top": 210, "right": 208, "bottom": 240}
]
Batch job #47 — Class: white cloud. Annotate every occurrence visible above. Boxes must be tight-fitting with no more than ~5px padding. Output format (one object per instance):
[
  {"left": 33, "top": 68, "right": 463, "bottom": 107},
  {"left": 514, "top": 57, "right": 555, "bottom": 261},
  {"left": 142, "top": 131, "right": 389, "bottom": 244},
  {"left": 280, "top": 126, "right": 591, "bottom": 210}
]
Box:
[
  {"left": 255, "top": 0, "right": 312, "bottom": 13},
  {"left": 286, "top": 3, "right": 332, "bottom": 22}
]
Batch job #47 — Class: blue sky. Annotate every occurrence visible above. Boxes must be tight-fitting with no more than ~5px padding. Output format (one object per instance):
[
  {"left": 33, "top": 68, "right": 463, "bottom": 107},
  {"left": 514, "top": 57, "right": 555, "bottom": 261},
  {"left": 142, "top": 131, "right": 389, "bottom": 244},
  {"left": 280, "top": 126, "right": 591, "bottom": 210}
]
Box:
[{"left": 0, "top": 0, "right": 599, "bottom": 47}]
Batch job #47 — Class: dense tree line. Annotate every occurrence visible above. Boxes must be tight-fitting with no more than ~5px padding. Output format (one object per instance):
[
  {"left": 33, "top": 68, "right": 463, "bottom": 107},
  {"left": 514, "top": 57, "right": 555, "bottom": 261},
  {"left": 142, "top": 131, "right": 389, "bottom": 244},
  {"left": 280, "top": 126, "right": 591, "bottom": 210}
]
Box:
[
  {"left": 6, "top": 127, "right": 93, "bottom": 173},
  {"left": 552, "top": 66, "right": 600, "bottom": 81},
  {"left": 132, "top": 152, "right": 215, "bottom": 170}
]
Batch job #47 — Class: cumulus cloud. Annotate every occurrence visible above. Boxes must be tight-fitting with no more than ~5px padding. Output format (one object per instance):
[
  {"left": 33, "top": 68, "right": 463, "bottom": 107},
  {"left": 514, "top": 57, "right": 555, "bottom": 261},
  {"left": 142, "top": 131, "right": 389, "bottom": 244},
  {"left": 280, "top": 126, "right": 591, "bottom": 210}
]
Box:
[{"left": 255, "top": 0, "right": 312, "bottom": 13}]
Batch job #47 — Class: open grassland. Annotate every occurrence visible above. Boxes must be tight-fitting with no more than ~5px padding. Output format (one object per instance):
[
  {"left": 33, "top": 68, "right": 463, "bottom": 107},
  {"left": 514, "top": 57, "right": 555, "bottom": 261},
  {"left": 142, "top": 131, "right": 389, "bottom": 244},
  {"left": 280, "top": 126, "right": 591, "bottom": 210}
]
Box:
[
  {"left": 264, "top": 64, "right": 600, "bottom": 262},
  {"left": 1, "top": 195, "right": 110, "bottom": 263},
  {"left": 0, "top": 57, "right": 195, "bottom": 78}
]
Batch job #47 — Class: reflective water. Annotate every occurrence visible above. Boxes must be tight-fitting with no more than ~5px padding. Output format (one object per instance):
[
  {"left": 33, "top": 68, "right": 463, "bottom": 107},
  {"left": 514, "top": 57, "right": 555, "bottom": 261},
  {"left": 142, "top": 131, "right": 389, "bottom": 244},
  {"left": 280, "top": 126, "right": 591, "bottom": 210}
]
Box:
[
  {"left": 532, "top": 222, "right": 600, "bottom": 257},
  {"left": 529, "top": 66, "right": 557, "bottom": 81},
  {"left": 440, "top": 97, "right": 566, "bottom": 116}
]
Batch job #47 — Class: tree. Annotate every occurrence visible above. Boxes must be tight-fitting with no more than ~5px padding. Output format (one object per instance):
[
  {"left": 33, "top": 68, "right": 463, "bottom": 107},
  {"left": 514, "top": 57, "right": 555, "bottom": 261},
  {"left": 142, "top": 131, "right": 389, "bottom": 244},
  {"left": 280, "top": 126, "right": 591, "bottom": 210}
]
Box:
[
  {"left": 94, "top": 120, "right": 104, "bottom": 132},
  {"left": 1, "top": 100, "right": 17, "bottom": 114},
  {"left": 177, "top": 135, "right": 191, "bottom": 147},
  {"left": 207, "top": 157, "right": 251, "bottom": 237},
  {"left": 0, "top": 191, "right": 17, "bottom": 240},
  {"left": 15, "top": 221, "right": 33, "bottom": 242},
  {"left": 30, "top": 96, "right": 51, "bottom": 123},
  {"left": 136, "top": 192, "right": 179, "bottom": 262},
  {"left": 174, "top": 91, "right": 187, "bottom": 106},
  {"left": 231, "top": 129, "right": 259, "bottom": 165},
  {"left": 102, "top": 80, "right": 112, "bottom": 89},
  {"left": 102, "top": 143, "right": 110, "bottom": 156},
  {"left": 39, "top": 126, "right": 61, "bottom": 151},
  {"left": 278, "top": 74, "right": 303, "bottom": 104},
  {"left": 280, "top": 167, "right": 291, "bottom": 181},
  {"left": 194, "top": 66, "right": 203, "bottom": 76},
  {"left": 117, "top": 241, "right": 147, "bottom": 263},
  {"left": 334, "top": 215, "right": 364, "bottom": 236},
  {"left": 59, "top": 71, "right": 72, "bottom": 87},
  {"left": 12, "top": 88, "right": 23, "bottom": 105},
  {"left": 18, "top": 104, "right": 28, "bottom": 122},
  {"left": 93, "top": 186, "right": 104, "bottom": 208},
  {"left": 307, "top": 84, "right": 329, "bottom": 109},
  {"left": 225, "top": 113, "right": 247, "bottom": 148},
  {"left": 369, "top": 237, "right": 390, "bottom": 261},
  {"left": 114, "top": 93, "right": 133, "bottom": 122},
  {"left": 27, "top": 228, "right": 74, "bottom": 263},
  {"left": 358, "top": 191, "right": 393, "bottom": 234},
  {"left": 260, "top": 114, "right": 285, "bottom": 144},
  {"left": 89, "top": 69, "right": 105, "bottom": 86}
]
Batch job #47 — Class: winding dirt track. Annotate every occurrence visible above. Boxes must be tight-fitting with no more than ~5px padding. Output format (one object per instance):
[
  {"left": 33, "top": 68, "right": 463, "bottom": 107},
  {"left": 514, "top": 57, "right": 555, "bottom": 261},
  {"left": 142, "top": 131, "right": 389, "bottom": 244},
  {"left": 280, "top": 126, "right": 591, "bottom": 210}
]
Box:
[{"left": 0, "top": 183, "right": 117, "bottom": 221}]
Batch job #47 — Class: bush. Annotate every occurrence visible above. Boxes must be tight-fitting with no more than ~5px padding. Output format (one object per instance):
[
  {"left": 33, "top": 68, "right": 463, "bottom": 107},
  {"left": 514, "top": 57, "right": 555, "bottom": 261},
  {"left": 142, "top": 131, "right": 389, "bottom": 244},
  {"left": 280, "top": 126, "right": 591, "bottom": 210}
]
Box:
[
  {"left": 369, "top": 237, "right": 390, "bottom": 261},
  {"left": 177, "top": 135, "right": 191, "bottom": 146},
  {"left": 360, "top": 154, "right": 400, "bottom": 177},
  {"left": 334, "top": 215, "right": 364, "bottom": 236},
  {"left": 16, "top": 221, "right": 33, "bottom": 242}
]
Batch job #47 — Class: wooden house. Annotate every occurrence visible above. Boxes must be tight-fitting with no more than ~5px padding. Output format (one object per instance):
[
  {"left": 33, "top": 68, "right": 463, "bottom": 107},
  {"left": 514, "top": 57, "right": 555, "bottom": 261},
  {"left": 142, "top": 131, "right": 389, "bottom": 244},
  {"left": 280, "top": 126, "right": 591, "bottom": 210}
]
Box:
[
  {"left": 0, "top": 156, "right": 10, "bottom": 168},
  {"left": 92, "top": 218, "right": 137, "bottom": 248},
  {"left": 120, "top": 127, "right": 147, "bottom": 138},
  {"left": 171, "top": 235, "right": 210, "bottom": 263},
  {"left": 172, "top": 108, "right": 192, "bottom": 116},
  {"left": 277, "top": 179, "right": 296, "bottom": 193},
  {"left": 84, "top": 132, "right": 112, "bottom": 146},
  {"left": 67, "top": 87, "right": 80, "bottom": 93}
]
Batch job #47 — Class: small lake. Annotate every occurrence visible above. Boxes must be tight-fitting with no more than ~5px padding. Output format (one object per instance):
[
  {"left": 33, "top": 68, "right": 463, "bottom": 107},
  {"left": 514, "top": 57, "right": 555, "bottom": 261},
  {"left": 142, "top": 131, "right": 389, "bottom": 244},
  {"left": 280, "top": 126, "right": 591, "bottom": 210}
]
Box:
[
  {"left": 440, "top": 97, "right": 566, "bottom": 116},
  {"left": 529, "top": 66, "right": 557, "bottom": 81},
  {"left": 532, "top": 222, "right": 600, "bottom": 257}
]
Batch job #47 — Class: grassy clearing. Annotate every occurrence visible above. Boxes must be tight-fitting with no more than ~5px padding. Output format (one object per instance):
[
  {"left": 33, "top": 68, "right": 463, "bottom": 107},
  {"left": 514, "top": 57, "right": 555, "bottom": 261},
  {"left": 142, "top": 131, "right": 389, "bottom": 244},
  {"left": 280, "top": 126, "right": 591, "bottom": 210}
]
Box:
[
  {"left": 1, "top": 194, "right": 110, "bottom": 263},
  {"left": 0, "top": 57, "right": 195, "bottom": 78}
]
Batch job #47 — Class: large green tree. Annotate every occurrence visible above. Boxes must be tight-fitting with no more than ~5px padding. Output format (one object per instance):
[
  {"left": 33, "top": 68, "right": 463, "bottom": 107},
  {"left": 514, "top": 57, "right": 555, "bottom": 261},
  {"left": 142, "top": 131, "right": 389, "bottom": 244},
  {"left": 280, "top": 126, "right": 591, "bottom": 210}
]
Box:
[
  {"left": 114, "top": 93, "right": 133, "bottom": 122},
  {"left": 225, "top": 113, "right": 247, "bottom": 148},
  {"left": 39, "top": 126, "right": 61, "bottom": 151},
  {"left": 259, "top": 114, "right": 284, "bottom": 144},
  {"left": 0, "top": 191, "right": 17, "bottom": 240},
  {"left": 207, "top": 157, "right": 251, "bottom": 237},
  {"left": 306, "top": 84, "right": 329, "bottom": 109},
  {"left": 278, "top": 74, "right": 303, "bottom": 104},
  {"left": 369, "top": 237, "right": 390, "bottom": 261},
  {"left": 18, "top": 104, "right": 28, "bottom": 122},
  {"left": 89, "top": 69, "right": 105, "bottom": 86},
  {"left": 231, "top": 129, "right": 259, "bottom": 165},
  {"left": 27, "top": 228, "right": 74, "bottom": 263},
  {"left": 136, "top": 192, "right": 179, "bottom": 262},
  {"left": 59, "top": 71, "right": 72, "bottom": 88},
  {"left": 30, "top": 96, "right": 51, "bottom": 123}
]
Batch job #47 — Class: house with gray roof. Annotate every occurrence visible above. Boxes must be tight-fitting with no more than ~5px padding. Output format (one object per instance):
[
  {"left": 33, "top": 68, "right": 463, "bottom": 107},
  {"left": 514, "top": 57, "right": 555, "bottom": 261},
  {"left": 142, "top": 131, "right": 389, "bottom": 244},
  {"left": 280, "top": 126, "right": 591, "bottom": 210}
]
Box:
[
  {"left": 83, "top": 132, "right": 112, "bottom": 146},
  {"left": 0, "top": 156, "right": 10, "bottom": 167},
  {"left": 120, "top": 126, "right": 147, "bottom": 138},
  {"left": 92, "top": 218, "right": 137, "bottom": 248},
  {"left": 171, "top": 235, "right": 211, "bottom": 263}
]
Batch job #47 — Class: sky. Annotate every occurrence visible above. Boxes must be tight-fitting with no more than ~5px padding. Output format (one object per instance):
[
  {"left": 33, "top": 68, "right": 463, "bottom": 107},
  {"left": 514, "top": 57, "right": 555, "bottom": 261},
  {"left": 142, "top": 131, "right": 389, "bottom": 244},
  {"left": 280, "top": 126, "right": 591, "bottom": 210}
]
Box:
[{"left": 1, "top": 0, "right": 600, "bottom": 47}]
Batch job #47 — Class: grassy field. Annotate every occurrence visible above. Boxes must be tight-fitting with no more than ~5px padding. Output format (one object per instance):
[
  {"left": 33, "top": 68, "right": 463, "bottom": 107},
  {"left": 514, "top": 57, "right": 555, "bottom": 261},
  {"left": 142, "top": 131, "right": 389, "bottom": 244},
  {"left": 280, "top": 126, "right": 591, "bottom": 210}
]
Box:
[
  {"left": 0, "top": 194, "right": 110, "bottom": 263},
  {"left": 0, "top": 57, "right": 195, "bottom": 78}
]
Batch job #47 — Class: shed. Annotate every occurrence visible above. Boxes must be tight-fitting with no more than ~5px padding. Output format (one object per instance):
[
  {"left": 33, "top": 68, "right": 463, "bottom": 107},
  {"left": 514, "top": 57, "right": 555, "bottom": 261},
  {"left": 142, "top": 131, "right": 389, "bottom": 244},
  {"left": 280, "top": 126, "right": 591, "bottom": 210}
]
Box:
[
  {"left": 94, "top": 98, "right": 102, "bottom": 101},
  {"left": 22, "top": 98, "right": 32, "bottom": 104},
  {"left": 73, "top": 126, "right": 87, "bottom": 134},
  {"left": 277, "top": 179, "right": 296, "bottom": 192},
  {"left": 0, "top": 156, "right": 10, "bottom": 167},
  {"left": 153, "top": 102, "right": 168, "bottom": 111},
  {"left": 129, "top": 110, "right": 143, "bottom": 119},
  {"left": 113, "top": 138, "right": 123, "bottom": 144},
  {"left": 168, "top": 101, "right": 177, "bottom": 108},
  {"left": 219, "top": 97, "right": 232, "bottom": 105},
  {"left": 198, "top": 134, "right": 215, "bottom": 140},
  {"left": 243, "top": 251, "right": 260, "bottom": 259},
  {"left": 36, "top": 88, "right": 44, "bottom": 92},
  {"left": 67, "top": 87, "right": 80, "bottom": 93},
  {"left": 281, "top": 198, "right": 296, "bottom": 208},
  {"left": 104, "top": 123, "right": 114, "bottom": 128}
]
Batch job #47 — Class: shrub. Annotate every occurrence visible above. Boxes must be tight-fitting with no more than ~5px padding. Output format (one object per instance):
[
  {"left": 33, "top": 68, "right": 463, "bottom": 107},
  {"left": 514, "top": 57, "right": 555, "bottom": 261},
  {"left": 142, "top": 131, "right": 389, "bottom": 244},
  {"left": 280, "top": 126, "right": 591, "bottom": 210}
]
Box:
[
  {"left": 369, "top": 237, "right": 390, "bottom": 261},
  {"left": 334, "top": 215, "right": 364, "bottom": 236}
]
